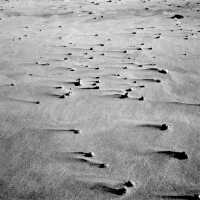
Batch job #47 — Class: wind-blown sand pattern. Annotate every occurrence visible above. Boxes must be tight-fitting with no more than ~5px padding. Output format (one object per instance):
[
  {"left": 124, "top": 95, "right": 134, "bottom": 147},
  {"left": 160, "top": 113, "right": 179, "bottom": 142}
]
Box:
[{"left": 0, "top": 0, "right": 200, "bottom": 199}]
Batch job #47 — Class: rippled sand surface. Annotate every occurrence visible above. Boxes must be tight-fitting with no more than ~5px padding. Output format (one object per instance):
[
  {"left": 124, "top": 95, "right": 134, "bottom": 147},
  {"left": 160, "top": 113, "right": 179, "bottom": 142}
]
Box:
[{"left": 0, "top": 0, "right": 200, "bottom": 199}]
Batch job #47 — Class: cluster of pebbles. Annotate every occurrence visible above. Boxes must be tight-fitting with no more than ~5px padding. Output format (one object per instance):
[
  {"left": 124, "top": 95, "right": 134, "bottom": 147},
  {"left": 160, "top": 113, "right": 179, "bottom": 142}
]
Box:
[{"left": 0, "top": 0, "right": 200, "bottom": 199}]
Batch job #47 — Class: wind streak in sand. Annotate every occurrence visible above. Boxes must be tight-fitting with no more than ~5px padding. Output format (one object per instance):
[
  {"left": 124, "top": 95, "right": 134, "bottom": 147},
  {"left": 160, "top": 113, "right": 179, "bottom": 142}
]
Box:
[
  {"left": 136, "top": 150, "right": 189, "bottom": 160},
  {"left": 70, "top": 152, "right": 95, "bottom": 158},
  {"left": 137, "top": 123, "right": 168, "bottom": 131},
  {"left": 41, "top": 128, "right": 80, "bottom": 134},
  {"left": 166, "top": 101, "right": 200, "bottom": 107},
  {"left": 8, "top": 97, "right": 40, "bottom": 104},
  {"left": 90, "top": 180, "right": 135, "bottom": 196},
  {"left": 92, "top": 185, "right": 127, "bottom": 196},
  {"left": 154, "top": 194, "right": 200, "bottom": 200},
  {"left": 75, "top": 158, "right": 109, "bottom": 168},
  {"left": 52, "top": 151, "right": 95, "bottom": 158},
  {"left": 45, "top": 91, "right": 72, "bottom": 99},
  {"left": 143, "top": 68, "right": 168, "bottom": 74},
  {"left": 35, "top": 61, "right": 50, "bottom": 66},
  {"left": 132, "top": 78, "right": 161, "bottom": 83},
  {"left": 153, "top": 151, "right": 188, "bottom": 160},
  {"left": 52, "top": 152, "right": 108, "bottom": 169},
  {"left": 101, "top": 86, "right": 145, "bottom": 94},
  {"left": 80, "top": 86, "right": 100, "bottom": 90},
  {"left": 0, "top": 83, "right": 15, "bottom": 87},
  {"left": 102, "top": 92, "right": 144, "bottom": 101},
  {"left": 152, "top": 100, "right": 200, "bottom": 107},
  {"left": 65, "top": 78, "right": 81, "bottom": 86}
]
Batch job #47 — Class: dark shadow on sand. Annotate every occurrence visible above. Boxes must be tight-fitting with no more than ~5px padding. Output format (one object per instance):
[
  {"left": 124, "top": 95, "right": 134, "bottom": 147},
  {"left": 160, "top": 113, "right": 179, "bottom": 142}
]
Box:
[
  {"left": 154, "top": 194, "right": 200, "bottom": 200},
  {"left": 52, "top": 152, "right": 108, "bottom": 169}
]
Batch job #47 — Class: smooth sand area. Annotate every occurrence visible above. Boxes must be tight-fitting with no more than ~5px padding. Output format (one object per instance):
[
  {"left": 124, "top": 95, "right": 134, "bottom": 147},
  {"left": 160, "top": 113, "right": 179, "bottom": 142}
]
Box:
[{"left": 0, "top": 0, "right": 200, "bottom": 199}]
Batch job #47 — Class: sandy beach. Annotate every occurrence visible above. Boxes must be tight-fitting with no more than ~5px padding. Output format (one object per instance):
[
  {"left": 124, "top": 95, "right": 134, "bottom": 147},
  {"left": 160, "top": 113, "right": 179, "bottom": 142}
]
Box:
[{"left": 0, "top": 0, "right": 200, "bottom": 199}]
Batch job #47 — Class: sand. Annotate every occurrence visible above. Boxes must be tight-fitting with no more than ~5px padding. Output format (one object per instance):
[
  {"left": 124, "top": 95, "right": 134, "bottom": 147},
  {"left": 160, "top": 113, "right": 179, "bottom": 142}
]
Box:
[{"left": 0, "top": 0, "right": 200, "bottom": 199}]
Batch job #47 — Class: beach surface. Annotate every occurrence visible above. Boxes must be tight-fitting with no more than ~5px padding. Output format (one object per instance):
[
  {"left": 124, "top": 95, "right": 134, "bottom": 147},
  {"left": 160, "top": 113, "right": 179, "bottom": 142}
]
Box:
[{"left": 0, "top": 0, "right": 200, "bottom": 199}]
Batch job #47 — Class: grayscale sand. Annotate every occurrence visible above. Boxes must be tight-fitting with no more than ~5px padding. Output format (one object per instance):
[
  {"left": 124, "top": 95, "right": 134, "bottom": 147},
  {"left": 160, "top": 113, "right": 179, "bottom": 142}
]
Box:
[{"left": 0, "top": 0, "right": 200, "bottom": 199}]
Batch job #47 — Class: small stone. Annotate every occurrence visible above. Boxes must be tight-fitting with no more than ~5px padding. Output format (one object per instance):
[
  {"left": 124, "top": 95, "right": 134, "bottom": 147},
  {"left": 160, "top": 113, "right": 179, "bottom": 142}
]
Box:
[
  {"left": 84, "top": 152, "right": 95, "bottom": 157},
  {"left": 158, "top": 69, "right": 168, "bottom": 74},
  {"left": 126, "top": 88, "right": 133, "bottom": 92},
  {"left": 138, "top": 96, "right": 144, "bottom": 101},
  {"left": 160, "top": 124, "right": 168, "bottom": 131},
  {"left": 59, "top": 95, "right": 65, "bottom": 99},
  {"left": 123, "top": 180, "right": 135, "bottom": 187},
  {"left": 170, "top": 14, "right": 184, "bottom": 19},
  {"left": 120, "top": 92, "right": 129, "bottom": 99},
  {"left": 73, "top": 130, "right": 80, "bottom": 134},
  {"left": 98, "top": 163, "right": 109, "bottom": 168}
]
